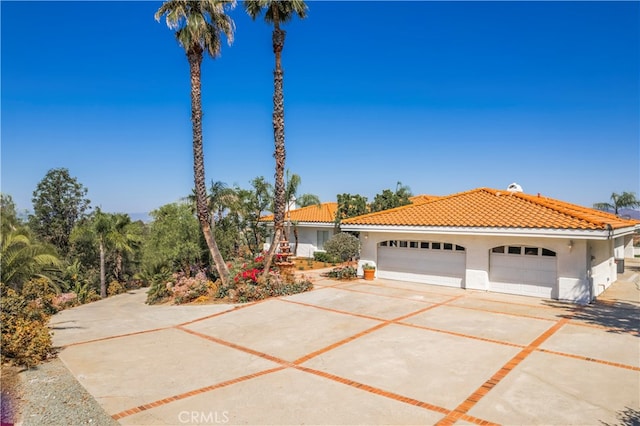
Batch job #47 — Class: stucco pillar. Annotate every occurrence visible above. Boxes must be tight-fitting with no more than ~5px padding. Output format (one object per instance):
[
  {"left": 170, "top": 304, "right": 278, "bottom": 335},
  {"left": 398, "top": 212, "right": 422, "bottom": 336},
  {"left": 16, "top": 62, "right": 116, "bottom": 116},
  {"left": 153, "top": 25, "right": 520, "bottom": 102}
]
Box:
[{"left": 465, "top": 241, "right": 489, "bottom": 291}]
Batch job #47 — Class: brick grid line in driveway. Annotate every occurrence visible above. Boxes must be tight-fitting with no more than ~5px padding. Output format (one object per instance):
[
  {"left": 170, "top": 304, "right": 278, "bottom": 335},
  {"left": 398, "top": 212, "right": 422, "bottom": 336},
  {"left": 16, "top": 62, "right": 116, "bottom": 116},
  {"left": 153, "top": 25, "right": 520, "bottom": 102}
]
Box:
[
  {"left": 56, "top": 278, "right": 638, "bottom": 425},
  {"left": 111, "top": 366, "right": 287, "bottom": 420},
  {"left": 435, "top": 317, "right": 572, "bottom": 426}
]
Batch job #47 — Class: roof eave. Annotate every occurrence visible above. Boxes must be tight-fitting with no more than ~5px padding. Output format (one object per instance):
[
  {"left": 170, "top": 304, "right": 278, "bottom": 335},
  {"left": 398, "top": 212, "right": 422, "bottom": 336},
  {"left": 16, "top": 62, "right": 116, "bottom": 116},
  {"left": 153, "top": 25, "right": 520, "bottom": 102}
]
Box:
[
  {"left": 264, "top": 221, "right": 335, "bottom": 228},
  {"left": 340, "top": 224, "right": 636, "bottom": 239}
]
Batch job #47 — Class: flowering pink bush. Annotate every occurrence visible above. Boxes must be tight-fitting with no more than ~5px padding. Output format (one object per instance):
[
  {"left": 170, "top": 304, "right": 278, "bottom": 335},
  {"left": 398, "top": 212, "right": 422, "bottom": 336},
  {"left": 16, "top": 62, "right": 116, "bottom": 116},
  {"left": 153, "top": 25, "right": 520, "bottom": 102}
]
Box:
[
  {"left": 52, "top": 293, "right": 78, "bottom": 310},
  {"left": 171, "top": 271, "right": 217, "bottom": 305}
]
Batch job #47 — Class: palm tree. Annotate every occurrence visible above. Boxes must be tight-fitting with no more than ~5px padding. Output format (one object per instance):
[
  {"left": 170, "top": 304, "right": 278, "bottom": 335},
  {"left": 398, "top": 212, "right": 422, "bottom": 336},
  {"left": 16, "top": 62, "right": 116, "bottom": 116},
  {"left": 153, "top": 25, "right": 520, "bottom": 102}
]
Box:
[
  {"left": 107, "top": 213, "right": 142, "bottom": 282},
  {"left": 244, "top": 0, "right": 308, "bottom": 273},
  {"left": 1, "top": 228, "right": 62, "bottom": 292},
  {"left": 155, "top": 0, "right": 235, "bottom": 285},
  {"left": 90, "top": 209, "right": 113, "bottom": 298},
  {"left": 208, "top": 181, "right": 239, "bottom": 223},
  {"left": 184, "top": 181, "right": 239, "bottom": 226},
  {"left": 297, "top": 193, "right": 321, "bottom": 208},
  {"left": 594, "top": 192, "right": 640, "bottom": 216}
]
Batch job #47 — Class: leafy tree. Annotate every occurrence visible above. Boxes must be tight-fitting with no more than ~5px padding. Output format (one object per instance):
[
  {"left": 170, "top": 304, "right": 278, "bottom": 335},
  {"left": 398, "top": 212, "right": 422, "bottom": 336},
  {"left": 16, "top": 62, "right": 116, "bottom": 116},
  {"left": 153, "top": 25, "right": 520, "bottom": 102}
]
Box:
[
  {"left": 1, "top": 228, "right": 62, "bottom": 292},
  {"left": 335, "top": 193, "right": 368, "bottom": 225},
  {"left": 155, "top": 0, "right": 235, "bottom": 285},
  {"left": 323, "top": 232, "right": 360, "bottom": 262},
  {"left": 370, "top": 182, "right": 413, "bottom": 213},
  {"left": 1, "top": 193, "right": 22, "bottom": 235},
  {"left": 29, "top": 168, "right": 91, "bottom": 256},
  {"left": 244, "top": 0, "right": 308, "bottom": 274},
  {"left": 141, "top": 203, "right": 204, "bottom": 276},
  {"left": 238, "top": 177, "right": 273, "bottom": 257},
  {"left": 594, "top": 192, "right": 640, "bottom": 216}
]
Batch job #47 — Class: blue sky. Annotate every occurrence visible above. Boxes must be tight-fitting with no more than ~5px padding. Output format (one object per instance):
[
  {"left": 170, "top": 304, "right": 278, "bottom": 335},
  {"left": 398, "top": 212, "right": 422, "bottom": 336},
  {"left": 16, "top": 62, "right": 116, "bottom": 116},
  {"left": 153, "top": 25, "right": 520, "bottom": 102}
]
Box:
[{"left": 2, "top": 1, "right": 638, "bottom": 215}]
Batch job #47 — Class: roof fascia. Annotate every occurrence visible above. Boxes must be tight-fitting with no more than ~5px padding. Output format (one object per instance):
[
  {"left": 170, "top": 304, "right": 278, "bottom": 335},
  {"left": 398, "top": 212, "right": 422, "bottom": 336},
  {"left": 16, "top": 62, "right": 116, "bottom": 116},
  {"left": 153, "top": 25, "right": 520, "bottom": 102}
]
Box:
[
  {"left": 264, "top": 221, "right": 335, "bottom": 228},
  {"left": 339, "top": 224, "right": 632, "bottom": 240}
]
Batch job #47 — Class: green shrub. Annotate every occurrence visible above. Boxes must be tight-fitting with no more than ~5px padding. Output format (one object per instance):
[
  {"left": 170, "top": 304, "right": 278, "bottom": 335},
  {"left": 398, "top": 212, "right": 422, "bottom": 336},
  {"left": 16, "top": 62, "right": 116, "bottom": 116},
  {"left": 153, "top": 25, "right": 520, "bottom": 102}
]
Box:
[
  {"left": 326, "top": 266, "right": 357, "bottom": 280},
  {"left": 323, "top": 233, "right": 360, "bottom": 262},
  {"left": 143, "top": 266, "right": 173, "bottom": 305},
  {"left": 107, "top": 281, "right": 127, "bottom": 296},
  {"left": 1, "top": 286, "right": 54, "bottom": 367},
  {"left": 21, "top": 278, "right": 59, "bottom": 315},
  {"left": 313, "top": 251, "right": 340, "bottom": 263}
]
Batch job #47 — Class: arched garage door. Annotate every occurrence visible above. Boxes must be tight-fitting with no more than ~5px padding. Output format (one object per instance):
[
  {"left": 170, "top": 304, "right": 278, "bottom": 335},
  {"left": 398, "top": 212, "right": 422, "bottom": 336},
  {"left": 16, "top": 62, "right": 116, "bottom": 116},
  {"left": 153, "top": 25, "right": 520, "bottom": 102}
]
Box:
[
  {"left": 489, "top": 245, "right": 557, "bottom": 298},
  {"left": 377, "top": 240, "right": 466, "bottom": 287}
]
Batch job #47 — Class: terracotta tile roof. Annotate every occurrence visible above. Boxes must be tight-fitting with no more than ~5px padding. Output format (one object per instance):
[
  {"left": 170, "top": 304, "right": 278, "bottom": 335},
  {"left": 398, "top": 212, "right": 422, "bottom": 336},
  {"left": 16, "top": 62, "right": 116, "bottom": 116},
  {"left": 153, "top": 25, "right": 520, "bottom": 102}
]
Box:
[
  {"left": 409, "top": 194, "right": 441, "bottom": 205},
  {"left": 261, "top": 202, "right": 337, "bottom": 224},
  {"left": 342, "top": 188, "right": 639, "bottom": 230}
]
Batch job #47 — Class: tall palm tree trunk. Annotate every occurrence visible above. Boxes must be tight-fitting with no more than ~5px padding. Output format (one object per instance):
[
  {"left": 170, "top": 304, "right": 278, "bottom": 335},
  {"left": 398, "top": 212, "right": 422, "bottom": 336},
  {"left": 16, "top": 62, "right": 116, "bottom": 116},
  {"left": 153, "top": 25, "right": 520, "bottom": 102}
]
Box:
[
  {"left": 263, "top": 14, "right": 287, "bottom": 276},
  {"left": 99, "top": 239, "right": 106, "bottom": 298},
  {"left": 292, "top": 223, "right": 299, "bottom": 257},
  {"left": 114, "top": 252, "right": 123, "bottom": 282},
  {"left": 188, "top": 48, "right": 230, "bottom": 284}
]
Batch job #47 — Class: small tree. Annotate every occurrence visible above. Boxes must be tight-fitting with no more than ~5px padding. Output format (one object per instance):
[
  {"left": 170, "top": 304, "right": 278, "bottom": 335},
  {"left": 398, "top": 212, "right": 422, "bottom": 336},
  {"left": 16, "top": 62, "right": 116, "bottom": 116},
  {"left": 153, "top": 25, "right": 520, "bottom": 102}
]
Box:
[
  {"left": 141, "top": 203, "right": 204, "bottom": 276},
  {"left": 1, "top": 193, "right": 22, "bottom": 235},
  {"left": 323, "top": 232, "right": 360, "bottom": 262},
  {"left": 237, "top": 177, "right": 273, "bottom": 257}
]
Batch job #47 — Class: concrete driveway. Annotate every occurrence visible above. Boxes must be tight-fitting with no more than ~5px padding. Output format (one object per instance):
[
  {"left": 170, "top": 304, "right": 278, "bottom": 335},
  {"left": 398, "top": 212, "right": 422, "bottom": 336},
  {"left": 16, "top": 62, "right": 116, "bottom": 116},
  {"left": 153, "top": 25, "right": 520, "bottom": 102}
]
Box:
[{"left": 50, "top": 270, "right": 640, "bottom": 425}]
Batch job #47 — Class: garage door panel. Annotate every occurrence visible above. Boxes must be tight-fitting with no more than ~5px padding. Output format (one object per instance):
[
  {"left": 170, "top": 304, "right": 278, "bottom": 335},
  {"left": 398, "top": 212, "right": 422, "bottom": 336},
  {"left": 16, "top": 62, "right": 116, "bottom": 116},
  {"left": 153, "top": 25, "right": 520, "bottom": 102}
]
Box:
[
  {"left": 378, "top": 247, "right": 465, "bottom": 277},
  {"left": 489, "top": 251, "right": 557, "bottom": 298}
]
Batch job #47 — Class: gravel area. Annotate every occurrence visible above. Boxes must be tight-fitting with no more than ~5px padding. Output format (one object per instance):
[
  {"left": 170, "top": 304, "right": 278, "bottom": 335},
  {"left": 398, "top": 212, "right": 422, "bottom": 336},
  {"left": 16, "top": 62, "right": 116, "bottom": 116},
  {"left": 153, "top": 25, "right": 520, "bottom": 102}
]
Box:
[{"left": 8, "top": 358, "right": 117, "bottom": 426}]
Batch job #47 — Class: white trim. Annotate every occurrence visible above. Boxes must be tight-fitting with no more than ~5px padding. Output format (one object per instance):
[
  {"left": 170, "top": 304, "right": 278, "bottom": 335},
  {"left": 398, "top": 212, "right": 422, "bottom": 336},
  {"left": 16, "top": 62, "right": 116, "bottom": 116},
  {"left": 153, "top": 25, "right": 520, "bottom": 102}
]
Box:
[
  {"left": 341, "top": 224, "right": 637, "bottom": 239},
  {"left": 264, "top": 221, "right": 335, "bottom": 229}
]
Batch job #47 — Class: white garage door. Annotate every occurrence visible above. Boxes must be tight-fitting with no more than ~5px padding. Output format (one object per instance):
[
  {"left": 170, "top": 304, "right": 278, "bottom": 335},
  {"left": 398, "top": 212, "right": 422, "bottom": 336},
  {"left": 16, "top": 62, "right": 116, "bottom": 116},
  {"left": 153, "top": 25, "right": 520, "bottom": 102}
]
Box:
[
  {"left": 377, "top": 240, "right": 465, "bottom": 287},
  {"left": 489, "top": 245, "right": 557, "bottom": 298}
]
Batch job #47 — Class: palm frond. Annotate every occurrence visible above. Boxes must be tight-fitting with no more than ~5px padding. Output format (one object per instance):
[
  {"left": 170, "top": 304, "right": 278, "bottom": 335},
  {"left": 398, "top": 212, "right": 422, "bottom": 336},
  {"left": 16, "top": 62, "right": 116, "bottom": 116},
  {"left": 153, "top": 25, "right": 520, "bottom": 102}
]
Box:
[{"left": 156, "top": 0, "right": 235, "bottom": 57}]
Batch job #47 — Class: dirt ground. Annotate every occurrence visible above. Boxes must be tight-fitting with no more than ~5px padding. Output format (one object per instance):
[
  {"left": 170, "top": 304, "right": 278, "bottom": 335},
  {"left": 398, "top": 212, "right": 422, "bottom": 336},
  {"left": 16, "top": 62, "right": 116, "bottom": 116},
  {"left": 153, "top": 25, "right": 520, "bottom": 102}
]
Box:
[
  {"left": 292, "top": 257, "right": 340, "bottom": 271},
  {"left": 1, "top": 364, "right": 22, "bottom": 425}
]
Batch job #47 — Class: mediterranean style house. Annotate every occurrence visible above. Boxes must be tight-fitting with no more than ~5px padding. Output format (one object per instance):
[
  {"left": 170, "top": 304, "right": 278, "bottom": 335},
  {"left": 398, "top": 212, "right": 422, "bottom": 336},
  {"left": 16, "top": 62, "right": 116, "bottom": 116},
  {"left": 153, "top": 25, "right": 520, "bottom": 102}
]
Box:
[{"left": 340, "top": 187, "right": 639, "bottom": 304}]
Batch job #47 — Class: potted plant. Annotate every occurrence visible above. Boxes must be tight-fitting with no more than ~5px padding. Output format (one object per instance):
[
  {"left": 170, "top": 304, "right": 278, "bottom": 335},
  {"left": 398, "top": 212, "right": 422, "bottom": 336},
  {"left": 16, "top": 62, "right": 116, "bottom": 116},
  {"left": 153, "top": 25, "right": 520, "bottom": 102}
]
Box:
[{"left": 362, "top": 263, "right": 376, "bottom": 281}]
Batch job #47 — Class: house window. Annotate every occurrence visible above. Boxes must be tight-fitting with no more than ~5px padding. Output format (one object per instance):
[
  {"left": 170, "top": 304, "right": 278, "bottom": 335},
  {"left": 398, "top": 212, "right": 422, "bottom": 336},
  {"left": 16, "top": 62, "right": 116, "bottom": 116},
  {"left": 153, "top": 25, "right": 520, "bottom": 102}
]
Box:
[
  {"left": 542, "top": 248, "right": 556, "bottom": 257},
  {"left": 508, "top": 246, "right": 522, "bottom": 255},
  {"left": 420, "top": 242, "right": 429, "bottom": 249},
  {"left": 380, "top": 241, "right": 388, "bottom": 247},
  {"left": 524, "top": 247, "right": 539, "bottom": 256},
  {"left": 443, "top": 243, "right": 453, "bottom": 250},
  {"left": 389, "top": 240, "right": 398, "bottom": 247},
  {"left": 409, "top": 241, "right": 418, "bottom": 248},
  {"left": 492, "top": 246, "right": 505, "bottom": 253},
  {"left": 431, "top": 242, "right": 441, "bottom": 250},
  {"left": 317, "top": 231, "right": 330, "bottom": 250},
  {"left": 399, "top": 241, "right": 408, "bottom": 248},
  {"left": 455, "top": 245, "right": 465, "bottom": 251}
]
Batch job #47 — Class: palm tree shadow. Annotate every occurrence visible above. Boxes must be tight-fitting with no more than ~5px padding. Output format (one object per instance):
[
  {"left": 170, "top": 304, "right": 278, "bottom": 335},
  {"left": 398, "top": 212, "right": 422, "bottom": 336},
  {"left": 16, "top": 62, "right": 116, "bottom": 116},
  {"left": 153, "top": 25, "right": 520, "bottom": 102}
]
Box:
[
  {"left": 600, "top": 406, "right": 640, "bottom": 426},
  {"left": 542, "top": 300, "right": 640, "bottom": 337}
]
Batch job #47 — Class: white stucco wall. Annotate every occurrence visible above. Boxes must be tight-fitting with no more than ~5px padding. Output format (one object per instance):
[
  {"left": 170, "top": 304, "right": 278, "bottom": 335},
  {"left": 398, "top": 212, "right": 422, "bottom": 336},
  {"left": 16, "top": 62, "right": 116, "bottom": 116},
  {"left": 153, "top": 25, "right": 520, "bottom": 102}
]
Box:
[
  {"left": 264, "top": 225, "right": 335, "bottom": 258},
  {"left": 293, "top": 226, "right": 335, "bottom": 258},
  {"left": 589, "top": 239, "right": 616, "bottom": 298},
  {"left": 622, "top": 235, "right": 636, "bottom": 258},
  {"left": 359, "top": 231, "right": 593, "bottom": 303}
]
